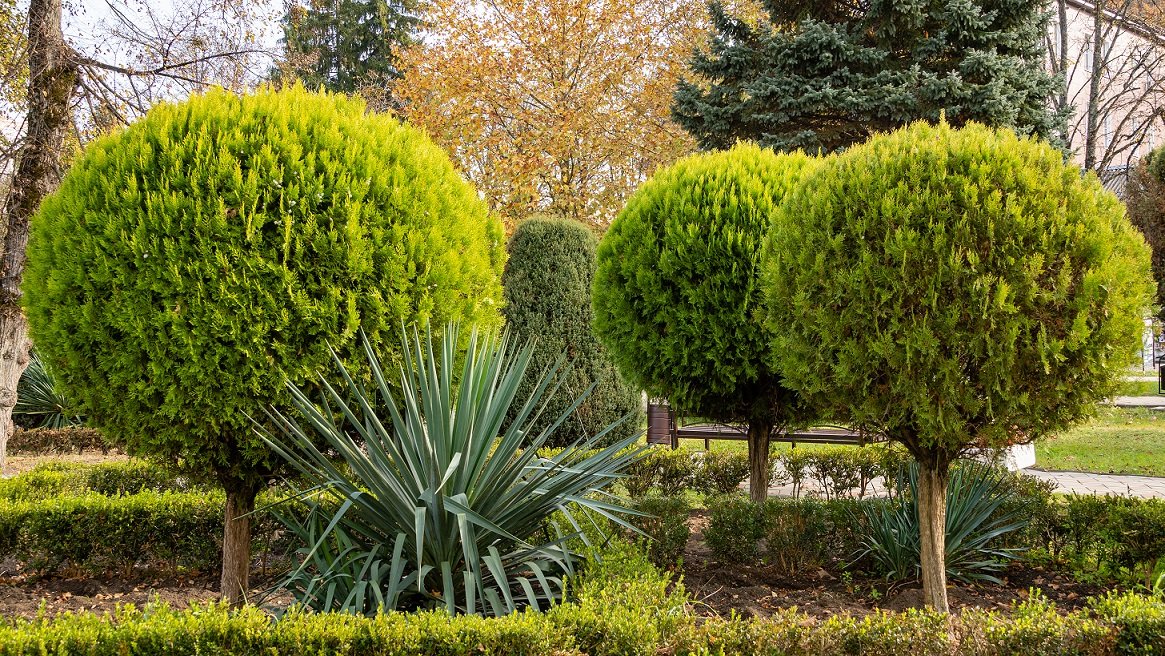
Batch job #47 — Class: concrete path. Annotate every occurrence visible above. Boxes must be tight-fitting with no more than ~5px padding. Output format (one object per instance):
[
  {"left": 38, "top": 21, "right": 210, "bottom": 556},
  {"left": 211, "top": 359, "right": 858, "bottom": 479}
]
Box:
[
  {"left": 761, "top": 468, "right": 1165, "bottom": 499},
  {"left": 1024, "top": 469, "right": 1165, "bottom": 498},
  {"left": 1112, "top": 395, "right": 1165, "bottom": 407}
]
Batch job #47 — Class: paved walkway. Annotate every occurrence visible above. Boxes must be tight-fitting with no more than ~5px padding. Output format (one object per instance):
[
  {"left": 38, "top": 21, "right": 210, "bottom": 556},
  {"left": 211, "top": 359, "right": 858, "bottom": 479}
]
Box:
[
  {"left": 761, "top": 468, "right": 1165, "bottom": 499},
  {"left": 1113, "top": 395, "right": 1165, "bottom": 407}
]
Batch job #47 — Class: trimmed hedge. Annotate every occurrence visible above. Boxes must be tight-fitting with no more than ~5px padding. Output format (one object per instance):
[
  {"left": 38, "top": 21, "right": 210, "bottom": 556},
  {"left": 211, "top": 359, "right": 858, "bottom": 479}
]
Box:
[
  {"left": 7, "top": 427, "right": 108, "bottom": 455},
  {"left": 0, "top": 461, "right": 195, "bottom": 501},
  {"left": 0, "top": 577, "right": 1161, "bottom": 655}
]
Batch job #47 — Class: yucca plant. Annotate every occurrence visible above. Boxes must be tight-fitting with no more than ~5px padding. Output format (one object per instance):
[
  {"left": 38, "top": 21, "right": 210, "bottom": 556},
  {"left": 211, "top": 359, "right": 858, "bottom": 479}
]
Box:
[
  {"left": 860, "top": 461, "right": 1028, "bottom": 584},
  {"left": 15, "top": 352, "right": 82, "bottom": 429},
  {"left": 260, "top": 325, "right": 645, "bottom": 617}
]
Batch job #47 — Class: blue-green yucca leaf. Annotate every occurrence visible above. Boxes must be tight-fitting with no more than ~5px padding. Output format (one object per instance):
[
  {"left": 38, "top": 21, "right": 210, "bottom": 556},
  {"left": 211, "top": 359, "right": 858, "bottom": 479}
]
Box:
[
  {"left": 259, "top": 323, "right": 646, "bottom": 616},
  {"left": 15, "top": 352, "right": 83, "bottom": 429},
  {"left": 860, "top": 461, "right": 1027, "bottom": 584}
]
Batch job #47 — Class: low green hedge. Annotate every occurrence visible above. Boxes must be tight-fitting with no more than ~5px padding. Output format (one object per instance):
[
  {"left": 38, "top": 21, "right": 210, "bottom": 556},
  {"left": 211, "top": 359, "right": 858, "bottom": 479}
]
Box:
[
  {"left": 0, "top": 461, "right": 196, "bottom": 501},
  {"left": 1, "top": 567, "right": 1162, "bottom": 655}
]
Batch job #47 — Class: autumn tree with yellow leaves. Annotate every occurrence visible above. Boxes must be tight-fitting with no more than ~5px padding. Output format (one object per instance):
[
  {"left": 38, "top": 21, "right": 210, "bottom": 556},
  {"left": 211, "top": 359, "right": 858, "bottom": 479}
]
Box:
[{"left": 395, "top": 0, "right": 704, "bottom": 230}]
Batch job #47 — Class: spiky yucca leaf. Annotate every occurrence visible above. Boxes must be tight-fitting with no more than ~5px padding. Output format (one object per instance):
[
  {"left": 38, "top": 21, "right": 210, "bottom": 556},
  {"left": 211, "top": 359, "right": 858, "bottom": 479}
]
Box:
[
  {"left": 15, "top": 352, "right": 82, "bottom": 429},
  {"left": 860, "top": 461, "right": 1027, "bottom": 584},
  {"left": 261, "top": 325, "right": 644, "bottom": 616}
]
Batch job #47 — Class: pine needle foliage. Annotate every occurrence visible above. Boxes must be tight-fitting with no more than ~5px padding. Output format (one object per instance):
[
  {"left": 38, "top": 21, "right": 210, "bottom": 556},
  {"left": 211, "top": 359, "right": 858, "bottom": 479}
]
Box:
[
  {"left": 502, "top": 218, "right": 640, "bottom": 448},
  {"left": 22, "top": 85, "right": 505, "bottom": 487},
  {"left": 592, "top": 144, "right": 813, "bottom": 425},
  {"left": 763, "top": 120, "right": 1153, "bottom": 455}
]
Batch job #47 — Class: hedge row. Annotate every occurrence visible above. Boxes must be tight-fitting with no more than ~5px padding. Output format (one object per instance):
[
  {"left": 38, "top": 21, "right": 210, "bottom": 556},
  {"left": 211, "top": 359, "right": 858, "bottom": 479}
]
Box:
[
  {"left": 8, "top": 427, "right": 109, "bottom": 455},
  {"left": 0, "top": 552, "right": 1161, "bottom": 655},
  {"left": 0, "top": 461, "right": 197, "bottom": 501}
]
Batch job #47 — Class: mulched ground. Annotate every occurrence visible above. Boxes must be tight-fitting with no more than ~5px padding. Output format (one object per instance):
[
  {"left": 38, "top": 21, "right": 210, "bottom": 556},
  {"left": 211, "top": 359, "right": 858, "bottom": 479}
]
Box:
[{"left": 679, "top": 509, "right": 1111, "bottom": 619}]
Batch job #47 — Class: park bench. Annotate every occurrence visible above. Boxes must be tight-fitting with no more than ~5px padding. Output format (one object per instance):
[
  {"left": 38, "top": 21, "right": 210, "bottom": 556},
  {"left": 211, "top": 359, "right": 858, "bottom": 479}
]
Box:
[{"left": 645, "top": 401, "right": 881, "bottom": 449}]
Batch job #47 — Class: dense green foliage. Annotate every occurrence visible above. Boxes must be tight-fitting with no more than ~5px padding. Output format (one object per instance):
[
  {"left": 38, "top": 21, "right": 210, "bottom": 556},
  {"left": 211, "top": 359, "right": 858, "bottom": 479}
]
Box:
[
  {"left": 1126, "top": 147, "right": 1165, "bottom": 322},
  {"left": 860, "top": 463, "right": 1027, "bottom": 584},
  {"left": 673, "top": 0, "right": 1064, "bottom": 153},
  {"left": 263, "top": 326, "right": 642, "bottom": 617},
  {"left": 279, "top": 0, "right": 419, "bottom": 98},
  {"left": 502, "top": 218, "right": 640, "bottom": 448},
  {"left": 764, "top": 120, "right": 1153, "bottom": 461},
  {"left": 23, "top": 86, "right": 505, "bottom": 489},
  {"left": 593, "top": 144, "right": 812, "bottom": 426},
  {"left": 1, "top": 544, "right": 1156, "bottom": 655},
  {"left": 0, "top": 460, "right": 195, "bottom": 500},
  {"left": 625, "top": 495, "right": 691, "bottom": 568}
]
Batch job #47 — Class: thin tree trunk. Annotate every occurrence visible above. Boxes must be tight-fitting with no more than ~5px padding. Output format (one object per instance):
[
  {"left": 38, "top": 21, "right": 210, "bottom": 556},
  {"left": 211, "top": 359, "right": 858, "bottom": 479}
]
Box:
[
  {"left": 0, "top": 0, "right": 78, "bottom": 474},
  {"left": 747, "top": 419, "right": 772, "bottom": 503},
  {"left": 1085, "top": 2, "right": 1105, "bottom": 171},
  {"left": 220, "top": 479, "right": 261, "bottom": 606},
  {"left": 916, "top": 460, "right": 950, "bottom": 612}
]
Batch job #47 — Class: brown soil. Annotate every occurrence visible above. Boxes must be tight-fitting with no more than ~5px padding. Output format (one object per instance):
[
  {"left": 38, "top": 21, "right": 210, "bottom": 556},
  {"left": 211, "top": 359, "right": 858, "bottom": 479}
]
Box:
[
  {"left": 0, "top": 572, "right": 291, "bottom": 620},
  {"left": 3, "top": 451, "right": 128, "bottom": 477},
  {"left": 680, "top": 509, "right": 1110, "bottom": 619}
]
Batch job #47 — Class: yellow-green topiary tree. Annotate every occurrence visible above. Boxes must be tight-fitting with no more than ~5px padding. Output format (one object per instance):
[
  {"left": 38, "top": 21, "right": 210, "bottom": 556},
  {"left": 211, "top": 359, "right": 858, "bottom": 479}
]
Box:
[
  {"left": 763, "top": 120, "right": 1154, "bottom": 611},
  {"left": 22, "top": 86, "right": 505, "bottom": 604},
  {"left": 593, "top": 144, "right": 816, "bottom": 501}
]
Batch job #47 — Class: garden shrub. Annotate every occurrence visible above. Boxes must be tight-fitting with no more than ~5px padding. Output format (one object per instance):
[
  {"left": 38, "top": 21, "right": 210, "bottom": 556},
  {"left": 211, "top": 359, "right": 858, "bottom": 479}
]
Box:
[
  {"left": 1044, "top": 495, "right": 1165, "bottom": 587},
  {"left": 7, "top": 427, "right": 107, "bottom": 455},
  {"left": 704, "top": 494, "right": 766, "bottom": 563},
  {"left": 1090, "top": 591, "right": 1165, "bottom": 655},
  {"left": 695, "top": 449, "right": 751, "bottom": 495},
  {"left": 23, "top": 85, "right": 505, "bottom": 599},
  {"left": 959, "top": 593, "right": 1114, "bottom": 656},
  {"left": 626, "top": 494, "right": 691, "bottom": 569},
  {"left": 774, "top": 447, "right": 811, "bottom": 496},
  {"left": 764, "top": 497, "right": 831, "bottom": 575},
  {"left": 623, "top": 448, "right": 697, "bottom": 497},
  {"left": 0, "top": 460, "right": 191, "bottom": 501},
  {"left": 764, "top": 119, "right": 1154, "bottom": 609},
  {"left": 502, "top": 218, "right": 640, "bottom": 448},
  {"left": 593, "top": 144, "right": 817, "bottom": 502}
]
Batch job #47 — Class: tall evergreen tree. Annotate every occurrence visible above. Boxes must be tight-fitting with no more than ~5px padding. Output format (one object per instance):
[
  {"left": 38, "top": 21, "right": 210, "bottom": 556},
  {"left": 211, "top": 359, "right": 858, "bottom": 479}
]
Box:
[
  {"left": 673, "top": 0, "right": 1067, "bottom": 153},
  {"left": 280, "top": 0, "right": 419, "bottom": 96}
]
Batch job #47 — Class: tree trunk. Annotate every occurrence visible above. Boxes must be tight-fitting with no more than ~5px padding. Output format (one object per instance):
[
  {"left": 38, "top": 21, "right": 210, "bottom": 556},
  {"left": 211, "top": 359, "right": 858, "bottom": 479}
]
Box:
[
  {"left": 1084, "top": 2, "right": 1104, "bottom": 171},
  {"left": 916, "top": 460, "right": 951, "bottom": 612},
  {"left": 220, "top": 479, "right": 261, "bottom": 606},
  {"left": 746, "top": 419, "right": 772, "bottom": 503},
  {"left": 0, "top": 0, "right": 78, "bottom": 474}
]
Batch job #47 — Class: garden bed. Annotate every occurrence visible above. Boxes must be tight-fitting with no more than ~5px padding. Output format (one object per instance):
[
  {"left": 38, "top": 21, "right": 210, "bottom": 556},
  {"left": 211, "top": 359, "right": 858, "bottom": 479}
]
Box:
[{"left": 680, "top": 510, "right": 1111, "bottom": 620}]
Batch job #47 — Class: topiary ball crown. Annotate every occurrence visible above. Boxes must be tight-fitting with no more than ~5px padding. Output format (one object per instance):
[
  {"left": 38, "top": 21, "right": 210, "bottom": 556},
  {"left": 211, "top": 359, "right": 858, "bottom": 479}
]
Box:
[{"left": 24, "top": 85, "right": 505, "bottom": 483}]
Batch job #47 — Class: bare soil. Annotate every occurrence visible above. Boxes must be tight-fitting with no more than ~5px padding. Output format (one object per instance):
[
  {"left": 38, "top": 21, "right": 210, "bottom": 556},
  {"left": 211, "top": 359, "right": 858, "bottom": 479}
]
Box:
[
  {"left": 3, "top": 451, "right": 128, "bottom": 477},
  {"left": 680, "top": 509, "right": 1109, "bottom": 619}
]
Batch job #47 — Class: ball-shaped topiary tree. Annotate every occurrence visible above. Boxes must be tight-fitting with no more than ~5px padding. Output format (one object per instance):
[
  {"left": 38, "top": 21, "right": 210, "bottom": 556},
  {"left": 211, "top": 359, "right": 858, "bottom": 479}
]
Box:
[
  {"left": 763, "top": 120, "right": 1154, "bottom": 611},
  {"left": 23, "top": 86, "right": 505, "bottom": 603},
  {"left": 503, "top": 218, "right": 641, "bottom": 448},
  {"left": 592, "top": 144, "right": 816, "bottom": 501}
]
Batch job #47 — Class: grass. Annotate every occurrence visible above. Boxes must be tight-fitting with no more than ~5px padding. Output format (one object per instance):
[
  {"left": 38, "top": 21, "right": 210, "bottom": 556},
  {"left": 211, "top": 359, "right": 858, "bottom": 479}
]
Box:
[
  {"left": 1118, "top": 380, "right": 1161, "bottom": 396},
  {"left": 1036, "top": 406, "right": 1165, "bottom": 477}
]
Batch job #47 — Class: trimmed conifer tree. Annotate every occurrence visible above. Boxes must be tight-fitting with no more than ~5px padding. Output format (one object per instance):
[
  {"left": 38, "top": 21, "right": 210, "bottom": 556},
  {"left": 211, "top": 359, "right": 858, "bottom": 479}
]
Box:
[
  {"left": 22, "top": 86, "right": 505, "bottom": 605},
  {"left": 673, "top": 0, "right": 1065, "bottom": 153},
  {"left": 763, "top": 121, "right": 1153, "bottom": 611},
  {"left": 593, "top": 144, "right": 815, "bottom": 501},
  {"left": 502, "top": 218, "right": 640, "bottom": 448}
]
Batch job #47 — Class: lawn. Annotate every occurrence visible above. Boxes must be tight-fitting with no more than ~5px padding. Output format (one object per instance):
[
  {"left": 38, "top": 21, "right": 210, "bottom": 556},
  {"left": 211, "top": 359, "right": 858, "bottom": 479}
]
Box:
[
  {"left": 1036, "top": 406, "right": 1165, "bottom": 477},
  {"left": 1118, "top": 379, "right": 1160, "bottom": 396}
]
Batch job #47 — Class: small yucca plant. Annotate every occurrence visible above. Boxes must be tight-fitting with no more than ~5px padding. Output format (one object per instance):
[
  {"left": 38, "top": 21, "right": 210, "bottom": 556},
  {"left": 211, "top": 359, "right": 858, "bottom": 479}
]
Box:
[
  {"left": 261, "top": 324, "right": 644, "bottom": 616},
  {"left": 15, "top": 352, "right": 83, "bottom": 429}
]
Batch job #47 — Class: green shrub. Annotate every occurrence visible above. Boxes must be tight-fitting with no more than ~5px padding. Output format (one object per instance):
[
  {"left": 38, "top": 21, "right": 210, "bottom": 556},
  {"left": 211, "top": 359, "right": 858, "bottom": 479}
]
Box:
[
  {"left": 705, "top": 494, "right": 766, "bottom": 563},
  {"left": 653, "top": 449, "right": 698, "bottom": 496},
  {"left": 1090, "top": 591, "right": 1165, "bottom": 655},
  {"left": 23, "top": 85, "right": 506, "bottom": 598},
  {"left": 0, "top": 460, "right": 190, "bottom": 501},
  {"left": 804, "top": 447, "right": 862, "bottom": 500},
  {"left": 627, "top": 495, "right": 691, "bottom": 569},
  {"left": 264, "top": 326, "right": 643, "bottom": 617},
  {"left": 502, "top": 218, "right": 641, "bottom": 449},
  {"left": 775, "top": 448, "right": 812, "bottom": 497},
  {"left": 763, "top": 497, "right": 831, "bottom": 575},
  {"left": 593, "top": 143, "right": 817, "bottom": 501},
  {"left": 960, "top": 593, "right": 1115, "bottom": 656},
  {"left": 764, "top": 119, "right": 1154, "bottom": 609},
  {"left": 1045, "top": 495, "right": 1165, "bottom": 587},
  {"left": 695, "top": 450, "right": 751, "bottom": 495},
  {"left": 0, "top": 491, "right": 224, "bottom": 573},
  {"left": 821, "top": 608, "right": 951, "bottom": 656}
]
